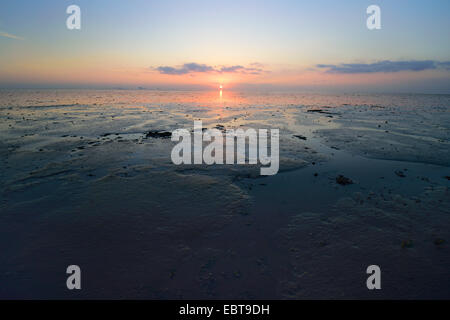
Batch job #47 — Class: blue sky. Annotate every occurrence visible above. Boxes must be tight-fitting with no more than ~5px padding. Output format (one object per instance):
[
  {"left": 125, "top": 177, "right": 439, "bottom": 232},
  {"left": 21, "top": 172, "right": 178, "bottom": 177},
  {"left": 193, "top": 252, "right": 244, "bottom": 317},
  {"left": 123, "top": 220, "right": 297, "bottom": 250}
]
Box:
[{"left": 0, "top": 0, "right": 449, "bottom": 92}]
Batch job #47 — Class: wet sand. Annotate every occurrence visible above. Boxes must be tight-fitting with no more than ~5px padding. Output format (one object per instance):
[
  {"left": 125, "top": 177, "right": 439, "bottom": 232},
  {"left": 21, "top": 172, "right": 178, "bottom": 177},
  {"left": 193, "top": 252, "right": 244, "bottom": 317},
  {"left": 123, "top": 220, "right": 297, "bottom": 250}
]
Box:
[{"left": 0, "top": 90, "right": 449, "bottom": 299}]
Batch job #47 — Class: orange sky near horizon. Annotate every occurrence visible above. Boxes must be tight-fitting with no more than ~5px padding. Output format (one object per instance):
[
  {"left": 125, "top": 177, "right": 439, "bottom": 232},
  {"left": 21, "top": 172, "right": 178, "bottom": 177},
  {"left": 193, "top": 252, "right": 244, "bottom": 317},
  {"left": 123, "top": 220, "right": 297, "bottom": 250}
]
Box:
[{"left": 2, "top": 59, "right": 447, "bottom": 92}]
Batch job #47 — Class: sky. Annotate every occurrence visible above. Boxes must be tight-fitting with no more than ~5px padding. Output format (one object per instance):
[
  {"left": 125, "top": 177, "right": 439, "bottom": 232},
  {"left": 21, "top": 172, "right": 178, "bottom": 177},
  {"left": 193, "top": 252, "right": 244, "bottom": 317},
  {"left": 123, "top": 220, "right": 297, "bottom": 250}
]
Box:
[{"left": 0, "top": 0, "right": 449, "bottom": 93}]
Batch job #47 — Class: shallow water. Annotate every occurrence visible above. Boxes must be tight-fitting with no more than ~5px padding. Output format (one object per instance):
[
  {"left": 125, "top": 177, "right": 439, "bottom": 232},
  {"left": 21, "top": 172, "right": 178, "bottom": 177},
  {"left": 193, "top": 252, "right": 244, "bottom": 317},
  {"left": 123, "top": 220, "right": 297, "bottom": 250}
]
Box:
[{"left": 0, "top": 89, "right": 449, "bottom": 298}]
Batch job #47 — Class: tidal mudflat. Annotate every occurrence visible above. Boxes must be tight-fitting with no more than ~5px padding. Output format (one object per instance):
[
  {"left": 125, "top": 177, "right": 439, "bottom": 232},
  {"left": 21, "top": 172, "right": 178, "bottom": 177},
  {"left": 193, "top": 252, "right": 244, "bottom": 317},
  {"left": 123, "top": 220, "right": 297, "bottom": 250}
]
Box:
[{"left": 0, "top": 90, "right": 449, "bottom": 299}]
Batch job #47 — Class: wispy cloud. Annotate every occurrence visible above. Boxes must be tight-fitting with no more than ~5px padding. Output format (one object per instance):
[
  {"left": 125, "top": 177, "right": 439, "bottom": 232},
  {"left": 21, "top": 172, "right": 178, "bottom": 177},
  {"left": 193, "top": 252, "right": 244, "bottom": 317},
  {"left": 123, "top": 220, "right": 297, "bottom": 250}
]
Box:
[
  {"left": 249, "top": 62, "right": 265, "bottom": 68},
  {"left": 218, "top": 65, "right": 264, "bottom": 74},
  {"left": 316, "top": 60, "right": 449, "bottom": 74},
  {"left": 154, "top": 62, "right": 265, "bottom": 75},
  {"left": 0, "top": 30, "right": 24, "bottom": 40}
]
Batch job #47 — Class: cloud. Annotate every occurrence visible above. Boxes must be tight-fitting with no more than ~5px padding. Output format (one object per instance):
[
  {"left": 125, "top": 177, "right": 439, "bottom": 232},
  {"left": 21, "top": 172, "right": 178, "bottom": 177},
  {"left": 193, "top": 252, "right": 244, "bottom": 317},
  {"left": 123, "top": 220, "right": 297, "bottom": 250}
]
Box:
[
  {"left": 316, "top": 64, "right": 335, "bottom": 68},
  {"left": 219, "top": 65, "right": 264, "bottom": 74},
  {"left": 155, "top": 62, "right": 265, "bottom": 75},
  {"left": 156, "top": 63, "right": 214, "bottom": 75},
  {"left": 249, "top": 62, "right": 265, "bottom": 68},
  {"left": 316, "top": 60, "right": 449, "bottom": 74},
  {"left": 437, "top": 61, "right": 450, "bottom": 70},
  {"left": 0, "top": 31, "right": 24, "bottom": 40},
  {"left": 220, "top": 65, "right": 246, "bottom": 73}
]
